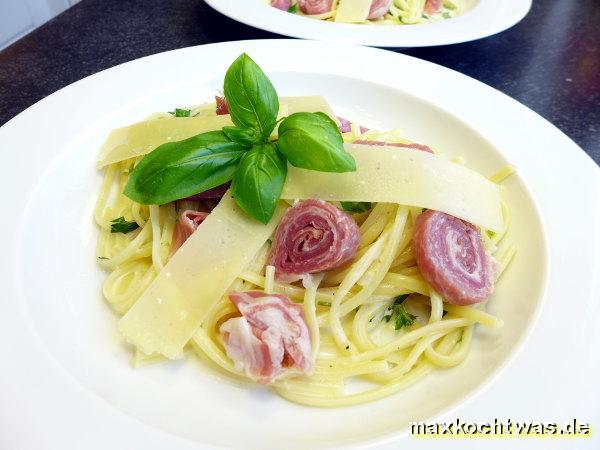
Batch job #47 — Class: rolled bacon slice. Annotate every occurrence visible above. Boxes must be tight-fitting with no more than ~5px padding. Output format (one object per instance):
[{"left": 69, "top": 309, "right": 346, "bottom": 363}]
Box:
[
  {"left": 268, "top": 199, "right": 360, "bottom": 282},
  {"left": 353, "top": 139, "right": 433, "bottom": 153},
  {"left": 368, "top": 0, "right": 392, "bottom": 19},
  {"left": 271, "top": 0, "right": 292, "bottom": 10},
  {"left": 220, "top": 291, "right": 313, "bottom": 383},
  {"left": 170, "top": 210, "right": 209, "bottom": 254},
  {"left": 424, "top": 0, "right": 442, "bottom": 15},
  {"left": 215, "top": 95, "right": 229, "bottom": 115},
  {"left": 298, "top": 0, "right": 333, "bottom": 15},
  {"left": 413, "top": 210, "right": 494, "bottom": 305},
  {"left": 338, "top": 116, "right": 369, "bottom": 134}
]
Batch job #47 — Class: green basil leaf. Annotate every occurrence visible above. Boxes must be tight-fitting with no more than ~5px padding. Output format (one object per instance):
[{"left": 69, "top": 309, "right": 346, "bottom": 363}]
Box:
[
  {"left": 231, "top": 143, "right": 287, "bottom": 224},
  {"left": 277, "top": 112, "right": 356, "bottom": 172},
  {"left": 340, "top": 201, "right": 372, "bottom": 213},
  {"left": 222, "top": 125, "right": 259, "bottom": 147},
  {"left": 124, "top": 131, "right": 245, "bottom": 205},
  {"left": 223, "top": 53, "right": 279, "bottom": 143}
]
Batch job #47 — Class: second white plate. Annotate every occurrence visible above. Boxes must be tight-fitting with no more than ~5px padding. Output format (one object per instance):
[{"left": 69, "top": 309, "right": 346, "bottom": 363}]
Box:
[{"left": 204, "top": 0, "right": 531, "bottom": 47}]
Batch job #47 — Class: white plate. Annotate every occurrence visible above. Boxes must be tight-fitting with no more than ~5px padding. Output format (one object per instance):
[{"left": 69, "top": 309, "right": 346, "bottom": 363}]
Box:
[
  {"left": 204, "top": 0, "right": 531, "bottom": 47},
  {"left": 1, "top": 40, "right": 599, "bottom": 450}
]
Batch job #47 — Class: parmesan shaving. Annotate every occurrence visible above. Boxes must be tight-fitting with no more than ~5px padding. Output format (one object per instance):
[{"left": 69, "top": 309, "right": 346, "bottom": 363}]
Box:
[
  {"left": 335, "top": 0, "right": 372, "bottom": 23},
  {"left": 118, "top": 193, "right": 286, "bottom": 358},
  {"left": 282, "top": 144, "right": 504, "bottom": 232},
  {"left": 98, "top": 95, "right": 339, "bottom": 167},
  {"left": 279, "top": 96, "right": 339, "bottom": 123},
  {"left": 97, "top": 115, "right": 233, "bottom": 168}
]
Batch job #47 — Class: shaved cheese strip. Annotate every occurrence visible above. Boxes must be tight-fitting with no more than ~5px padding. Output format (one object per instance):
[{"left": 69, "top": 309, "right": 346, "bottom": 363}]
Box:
[
  {"left": 97, "top": 115, "right": 234, "bottom": 167},
  {"left": 118, "top": 193, "right": 286, "bottom": 358},
  {"left": 98, "top": 96, "right": 339, "bottom": 167},
  {"left": 335, "top": 0, "right": 372, "bottom": 23},
  {"left": 282, "top": 144, "right": 503, "bottom": 232},
  {"left": 279, "top": 96, "right": 339, "bottom": 123}
]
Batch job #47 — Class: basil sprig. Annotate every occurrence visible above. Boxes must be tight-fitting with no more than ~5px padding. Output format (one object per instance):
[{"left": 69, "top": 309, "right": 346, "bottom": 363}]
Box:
[{"left": 123, "top": 53, "right": 356, "bottom": 223}]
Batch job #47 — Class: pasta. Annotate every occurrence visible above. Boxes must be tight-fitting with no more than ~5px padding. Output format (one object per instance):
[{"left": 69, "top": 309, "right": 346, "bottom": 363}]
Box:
[
  {"left": 95, "top": 98, "right": 516, "bottom": 407},
  {"left": 270, "top": 0, "right": 463, "bottom": 25}
]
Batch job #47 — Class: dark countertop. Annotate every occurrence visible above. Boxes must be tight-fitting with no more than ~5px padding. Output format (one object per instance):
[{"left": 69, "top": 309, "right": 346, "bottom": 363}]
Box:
[{"left": 0, "top": 0, "right": 598, "bottom": 165}]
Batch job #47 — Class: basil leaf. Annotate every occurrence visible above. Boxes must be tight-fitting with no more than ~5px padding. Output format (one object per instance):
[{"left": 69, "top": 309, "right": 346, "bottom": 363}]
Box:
[
  {"left": 278, "top": 112, "right": 356, "bottom": 172},
  {"left": 110, "top": 217, "right": 139, "bottom": 233},
  {"left": 341, "top": 201, "right": 372, "bottom": 213},
  {"left": 223, "top": 53, "right": 279, "bottom": 143},
  {"left": 124, "top": 131, "right": 245, "bottom": 205},
  {"left": 222, "top": 125, "right": 258, "bottom": 147},
  {"left": 231, "top": 143, "right": 287, "bottom": 224}
]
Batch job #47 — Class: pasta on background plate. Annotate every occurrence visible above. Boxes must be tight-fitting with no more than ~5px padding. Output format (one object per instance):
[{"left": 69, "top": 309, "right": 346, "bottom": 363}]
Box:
[{"left": 269, "top": 0, "right": 462, "bottom": 25}]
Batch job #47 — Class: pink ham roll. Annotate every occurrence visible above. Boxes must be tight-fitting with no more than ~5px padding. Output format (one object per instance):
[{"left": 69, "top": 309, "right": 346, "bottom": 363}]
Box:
[
  {"left": 298, "top": 0, "right": 333, "bottom": 15},
  {"left": 413, "top": 210, "right": 495, "bottom": 305},
  {"left": 220, "top": 291, "right": 313, "bottom": 383},
  {"left": 268, "top": 199, "right": 360, "bottom": 283},
  {"left": 170, "top": 210, "right": 209, "bottom": 254},
  {"left": 271, "top": 0, "right": 292, "bottom": 10},
  {"left": 368, "top": 0, "right": 392, "bottom": 19},
  {"left": 424, "top": 0, "right": 442, "bottom": 15},
  {"left": 215, "top": 95, "right": 229, "bottom": 115}
]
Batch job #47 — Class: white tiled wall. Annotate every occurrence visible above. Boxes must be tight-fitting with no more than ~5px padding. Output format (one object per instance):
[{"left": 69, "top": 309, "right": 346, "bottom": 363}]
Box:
[{"left": 0, "top": 0, "right": 80, "bottom": 50}]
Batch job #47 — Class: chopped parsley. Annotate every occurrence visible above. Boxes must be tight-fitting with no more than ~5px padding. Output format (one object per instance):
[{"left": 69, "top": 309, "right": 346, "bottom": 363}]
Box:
[
  {"left": 341, "top": 201, "right": 372, "bottom": 213},
  {"left": 169, "top": 108, "right": 191, "bottom": 117},
  {"left": 421, "top": 13, "right": 430, "bottom": 19},
  {"left": 383, "top": 294, "right": 416, "bottom": 330},
  {"left": 110, "top": 217, "right": 140, "bottom": 234},
  {"left": 442, "top": 12, "right": 451, "bottom": 19},
  {"left": 317, "top": 301, "right": 332, "bottom": 307},
  {"left": 288, "top": 4, "right": 298, "bottom": 13},
  {"left": 98, "top": 256, "right": 110, "bottom": 260}
]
